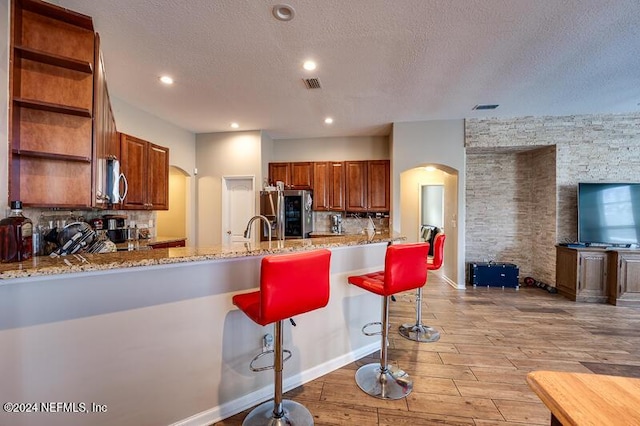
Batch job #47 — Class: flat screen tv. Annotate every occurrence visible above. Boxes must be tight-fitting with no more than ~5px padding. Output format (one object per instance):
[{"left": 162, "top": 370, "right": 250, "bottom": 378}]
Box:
[{"left": 578, "top": 182, "right": 640, "bottom": 246}]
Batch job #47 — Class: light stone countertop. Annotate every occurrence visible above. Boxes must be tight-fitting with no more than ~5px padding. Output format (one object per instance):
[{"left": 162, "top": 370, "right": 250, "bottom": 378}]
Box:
[{"left": 0, "top": 232, "right": 404, "bottom": 280}]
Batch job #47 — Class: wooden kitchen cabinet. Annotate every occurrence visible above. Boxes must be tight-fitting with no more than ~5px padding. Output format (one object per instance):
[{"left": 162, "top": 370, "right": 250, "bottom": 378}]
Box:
[
  {"left": 92, "top": 34, "right": 119, "bottom": 207},
  {"left": 268, "top": 162, "right": 313, "bottom": 189},
  {"left": 147, "top": 143, "right": 170, "bottom": 210},
  {"left": 607, "top": 251, "right": 640, "bottom": 306},
  {"left": 555, "top": 246, "right": 608, "bottom": 303},
  {"left": 120, "top": 133, "right": 169, "bottom": 210},
  {"left": 345, "top": 161, "right": 368, "bottom": 211},
  {"left": 344, "top": 160, "right": 390, "bottom": 212},
  {"left": 367, "top": 160, "right": 390, "bottom": 211},
  {"left": 312, "top": 162, "right": 345, "bottom": 211},
  {"left": 148, "top": 239, "right": 186, "bottom": 249},
  {"left": 9, "top": 0, "right": 96, "bottom": 208}
]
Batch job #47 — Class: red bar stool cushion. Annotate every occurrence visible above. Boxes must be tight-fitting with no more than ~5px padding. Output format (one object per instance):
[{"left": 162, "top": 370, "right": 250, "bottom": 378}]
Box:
[
  {"left": 427, "top": 234, "right": 446, "bottom": 271},
  {"left": 233, "top": 249, "right": 332, "bottom": 326},
  {"left": 348, "top": 243, "right": 430, "bottom": 296}
]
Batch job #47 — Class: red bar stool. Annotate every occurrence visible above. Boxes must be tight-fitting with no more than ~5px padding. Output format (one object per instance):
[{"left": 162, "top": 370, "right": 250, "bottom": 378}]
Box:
[
  {"left": 399, "top": 233, "right": 446, "bottom": 342},
  {"left": 233, "top": 249, "right": 331, "bottom": 426},
  {"left": 348, "top": 242, "right": 430, "bottom": 399}
]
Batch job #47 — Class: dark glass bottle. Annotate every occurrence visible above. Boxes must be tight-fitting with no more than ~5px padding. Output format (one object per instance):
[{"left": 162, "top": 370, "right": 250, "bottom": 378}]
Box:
[{"left": 0, "top": 201, "right": 33, "bottom": 263}]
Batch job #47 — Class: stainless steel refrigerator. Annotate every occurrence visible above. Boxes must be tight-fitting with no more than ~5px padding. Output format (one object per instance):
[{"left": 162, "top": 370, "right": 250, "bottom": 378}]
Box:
[{"left": 260, "top": 190, "right": 313, "bottom": 240}]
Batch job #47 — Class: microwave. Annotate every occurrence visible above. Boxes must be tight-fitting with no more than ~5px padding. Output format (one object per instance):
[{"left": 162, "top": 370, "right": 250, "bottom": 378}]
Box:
[{"left": 106, "top": 157, "right": 128, "bottom": 204}]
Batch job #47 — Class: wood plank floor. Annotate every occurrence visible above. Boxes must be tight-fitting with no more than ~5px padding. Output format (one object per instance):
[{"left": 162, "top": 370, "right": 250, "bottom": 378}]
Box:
[{"left": 214, "top": 273, "right": 640, "bottom": 425}]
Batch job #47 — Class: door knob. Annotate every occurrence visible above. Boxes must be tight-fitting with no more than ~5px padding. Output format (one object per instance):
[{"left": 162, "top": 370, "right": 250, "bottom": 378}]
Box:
[{"left": 226, "top": 230, "right": 232, "bottom": 235}]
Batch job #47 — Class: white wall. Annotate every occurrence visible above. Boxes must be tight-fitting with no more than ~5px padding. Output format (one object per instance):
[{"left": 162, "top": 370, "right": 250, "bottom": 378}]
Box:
[
  {"left": 111, "top": 97, "right": 196, "bottom": 175},
  {"left": 111, "top": 97, "right": 197, "bottom": 244},
  {"left": 391, "top": 120, "right": 466, "bottom": 288},
  {"left": 196, "top": 131, "right": 264, "bottom": 246},
  {"left": 272, "top": 136, "right": 389, "bottom": 161}
]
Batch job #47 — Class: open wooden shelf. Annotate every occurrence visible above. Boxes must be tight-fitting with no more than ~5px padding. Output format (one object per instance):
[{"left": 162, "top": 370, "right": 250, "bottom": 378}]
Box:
[
  {"left": 15, "top": 45, "right": 93, "bottom": 73},
  {"left": 18, "top": 0, "right": 94, "bottom": 30},
  {"left": 12, "top": 149, "right": 91, "bottom": 163},
  {"left": 14, "top": 97, "right": 92, "bottom": 118}
]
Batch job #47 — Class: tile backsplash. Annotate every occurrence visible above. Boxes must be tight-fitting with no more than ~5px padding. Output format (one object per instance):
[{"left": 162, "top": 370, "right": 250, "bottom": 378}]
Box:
[{"left": 313, "top": 211, "right": 389, "bottom": 234}]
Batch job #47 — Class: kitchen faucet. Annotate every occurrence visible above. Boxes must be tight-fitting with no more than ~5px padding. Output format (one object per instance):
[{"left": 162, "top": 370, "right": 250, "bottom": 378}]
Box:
[{"left": 243, "top": 215, "right": 272, "bottom": 242}]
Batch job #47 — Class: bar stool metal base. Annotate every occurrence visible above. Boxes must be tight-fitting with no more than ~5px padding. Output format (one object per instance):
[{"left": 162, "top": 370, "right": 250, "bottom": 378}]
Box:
[
  {"left": 354, "top": 362, "right": 413, "bottom": 399},
  {"left": 398, "top": 323, "right": 441, "bottom": 342},
  {"left": 242, "top": 399, "right": 314, "bottom": 426}
]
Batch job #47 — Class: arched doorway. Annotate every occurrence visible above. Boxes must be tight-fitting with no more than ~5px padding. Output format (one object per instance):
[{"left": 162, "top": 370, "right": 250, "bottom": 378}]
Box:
[
  {"left": 399, "top": 164, "right": 459, "bottom": 287},
  {"left": 156, "top": 166, "right": 190, "bottom": 239}
]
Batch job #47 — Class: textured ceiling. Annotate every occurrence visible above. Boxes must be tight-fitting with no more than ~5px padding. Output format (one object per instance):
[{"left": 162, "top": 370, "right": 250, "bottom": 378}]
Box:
[{"left": 55, "top": 0, "right": 640, "bottom": 139}]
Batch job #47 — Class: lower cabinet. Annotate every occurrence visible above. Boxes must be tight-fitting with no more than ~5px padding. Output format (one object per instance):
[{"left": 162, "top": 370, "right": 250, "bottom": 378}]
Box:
[
  {"left": 608, "top": 251, "right": 640, "bottom": 306},
  {"left": 556, "top": 246, "right": 640, "bottom": 306},
  {"left": 148, "top": 239, "right": 186, "bottom": 249},
  {"left": 555, "top": 246, "right": 608, "bottom": 302}
]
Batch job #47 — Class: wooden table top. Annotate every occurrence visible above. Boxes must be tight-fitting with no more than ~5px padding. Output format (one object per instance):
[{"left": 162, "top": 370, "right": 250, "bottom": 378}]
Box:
[{"left": 526, "top": 370, "right": 640, "bottom": 426}]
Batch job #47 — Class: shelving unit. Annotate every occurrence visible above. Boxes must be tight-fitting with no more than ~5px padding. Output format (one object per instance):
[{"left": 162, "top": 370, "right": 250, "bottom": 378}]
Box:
[
  {"left": 9, "top": 0, "right": 95, "bottom": 208},
  {"left": 14, "top": 44, "right": 93, "bottom": 74}
]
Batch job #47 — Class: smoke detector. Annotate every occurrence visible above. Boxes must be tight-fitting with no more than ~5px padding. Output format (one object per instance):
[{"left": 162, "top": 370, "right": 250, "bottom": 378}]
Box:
[{"left": 272, "top": 4, "right": 295, "bottom": 21}]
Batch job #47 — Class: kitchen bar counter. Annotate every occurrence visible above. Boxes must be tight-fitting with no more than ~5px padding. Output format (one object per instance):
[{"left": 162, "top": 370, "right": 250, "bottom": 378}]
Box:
[
  {"left": 0, "top": 233, "right": 401, "bottom": 426},
  {"left": 0, "top": 232, "right": 403, "bottom": 280}
]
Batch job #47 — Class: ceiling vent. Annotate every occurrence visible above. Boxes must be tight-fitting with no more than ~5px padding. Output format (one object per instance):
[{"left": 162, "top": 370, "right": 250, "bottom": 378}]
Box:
[
  {"left": 473, "top": 104, "right": 499, "bottom": 110},
  {"left": 303, "top": 78, "right": 322, "bottom": 89}
]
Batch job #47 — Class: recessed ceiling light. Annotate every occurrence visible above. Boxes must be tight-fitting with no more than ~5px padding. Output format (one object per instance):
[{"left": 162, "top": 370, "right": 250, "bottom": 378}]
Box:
[
  {"left": 230, "top": 122, "right": 239, "bottom": 129},
  {"left": 424, "top": 166, "right": 436, "bottom": 172},
  {"left": 159, "top": 75, "right": 174, "bottom": 85},
  {"left": 303, "top": 60, "right": 317, "bottom": 71},
  {"left": 472, "top": 104, "right": 499, "bottom": 110},
  {"left": 324, "top": 117, "right": 333, "bottom": 124},
  {"left": 272, "top": 4, "right": 295, "bottom": 21}
]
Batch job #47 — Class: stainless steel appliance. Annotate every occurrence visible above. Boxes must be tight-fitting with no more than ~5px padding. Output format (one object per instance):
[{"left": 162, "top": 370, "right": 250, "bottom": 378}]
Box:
[
  {"left": 260, "top": 190, "right": 313, "bottom": 240},
  {"left": 106, "top": 156, "right": 128, "bottom": 204},
  {"left": 103, "top": 215, "right": 129, "bottom": 243}
]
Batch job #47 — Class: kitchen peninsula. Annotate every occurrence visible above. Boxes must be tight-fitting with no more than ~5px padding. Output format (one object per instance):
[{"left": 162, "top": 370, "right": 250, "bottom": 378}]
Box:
[{"left": 0, "top": 232, "right": 403, "bottom": 426}]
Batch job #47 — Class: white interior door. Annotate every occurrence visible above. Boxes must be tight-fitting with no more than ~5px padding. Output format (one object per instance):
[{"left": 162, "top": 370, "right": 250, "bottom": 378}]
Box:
[
  {"left": 420, "top": 184, "right": 444, "bottom": 228},
  {"left": 222, "top": 176, "right": 255, "bottom": 244}
]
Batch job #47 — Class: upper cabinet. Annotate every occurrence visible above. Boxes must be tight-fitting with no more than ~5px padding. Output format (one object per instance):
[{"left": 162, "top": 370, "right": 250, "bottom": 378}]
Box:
[
  {"left": 268, "top": 162, "right": 313, "bottom": 189},
  {"left": 120, "top": 133, "right": 169, "bottom": 210},
  {"left": 312, "top": 161, "right": 345, "bottom": 211},
  {"left": 270, "top": 160, "right": 389, "bottom": 212},
  {"left": 93, "top": 34, "right": 118, "bottom": 208},
  {"left": 9, "top": 0, "right": 95, "bottom": 208},
  {"left": 345, "top": 160, "right": 390, "bottom": 213},
  {"left": 367, "top": 160, "right": 391, "bottom": 211}
]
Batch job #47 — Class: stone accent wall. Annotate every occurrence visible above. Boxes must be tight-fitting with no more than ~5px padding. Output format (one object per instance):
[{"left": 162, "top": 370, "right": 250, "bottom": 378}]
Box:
[
  {"left": 465, "top": 112, "right": 640, "bottom": 286},
  {"left": 466, "top": 150, "right": 539, "bottom": 281},
  {"left": 529, "top": 146, "right": 557, "bottom": 284}
]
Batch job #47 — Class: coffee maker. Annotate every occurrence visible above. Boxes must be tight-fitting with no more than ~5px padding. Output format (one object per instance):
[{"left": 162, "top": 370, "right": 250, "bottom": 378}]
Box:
[{"left": 103, "top": 214, "right": 129, "bottom": 243}]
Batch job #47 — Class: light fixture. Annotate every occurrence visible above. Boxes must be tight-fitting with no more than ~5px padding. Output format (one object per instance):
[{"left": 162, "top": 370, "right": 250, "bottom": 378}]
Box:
[
  {"left": 424, "top": 166, "right": 436, "bottom": 172},
  {"left": 159, "top": 75, "right": 174, "bottom": 85},
  {"left": 272, "top": 4, "right": 295, "bottom": 21},
  {"left": 303, "top": 60, "right": 316, "bottom": 71},
  {"left": 230, "top": 122, "right": 239, "bottom": 129},
  {"left": 324, "top": 117, "right": 333, "bottom": 124}
]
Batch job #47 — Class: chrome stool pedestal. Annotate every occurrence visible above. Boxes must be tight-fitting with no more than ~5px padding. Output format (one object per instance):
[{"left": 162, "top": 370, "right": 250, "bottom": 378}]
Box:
[
  {"left": 398, "top": 287, "right": 440, "bottom": 343},
  {"left": 355, "top": 295, "right": 413, "bottom": 399},
  {"left": 243, "top": 321, "right": 313, "bottom": 426}
]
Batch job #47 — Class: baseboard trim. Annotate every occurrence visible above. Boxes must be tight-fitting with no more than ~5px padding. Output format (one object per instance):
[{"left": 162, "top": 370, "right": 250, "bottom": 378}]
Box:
[{"left": 170, "top": 341, "right": 380, "bottom": 426}]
